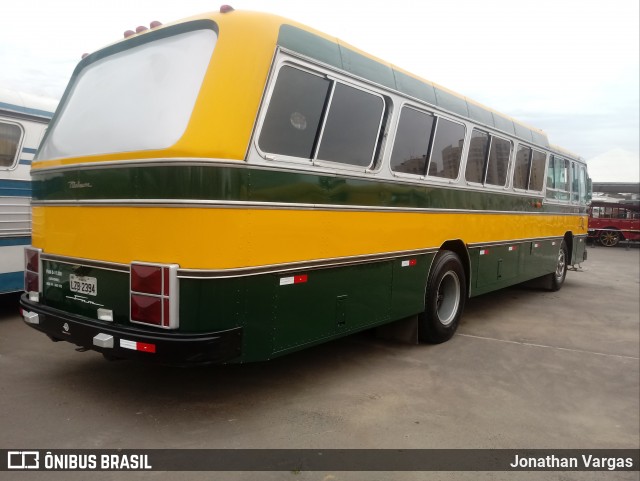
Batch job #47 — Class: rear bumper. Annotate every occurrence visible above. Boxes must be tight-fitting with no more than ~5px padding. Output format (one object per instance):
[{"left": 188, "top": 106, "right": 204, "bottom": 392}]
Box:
[{"left": 20, "top": 294, "right": 243, "bottom": 365}]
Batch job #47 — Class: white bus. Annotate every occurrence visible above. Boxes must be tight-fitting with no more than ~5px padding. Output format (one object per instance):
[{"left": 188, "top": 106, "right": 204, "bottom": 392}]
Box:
[{"left": 0, "top": 88, "right": 57, "bottom": 294}]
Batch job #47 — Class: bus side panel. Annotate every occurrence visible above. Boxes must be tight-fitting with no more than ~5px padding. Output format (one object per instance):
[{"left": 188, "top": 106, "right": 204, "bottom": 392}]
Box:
[
  {"left": 271, "top": 262, "right": 393, "bottom": 355},
  {"left": 180, "top": 275, "right": 277, "bottom": 363}
]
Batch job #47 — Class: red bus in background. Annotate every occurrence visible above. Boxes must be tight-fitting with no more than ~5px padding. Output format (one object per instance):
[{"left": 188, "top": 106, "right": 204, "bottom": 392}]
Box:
[{"left": 588, "top": 200, "right": 640, "bottom": 247}]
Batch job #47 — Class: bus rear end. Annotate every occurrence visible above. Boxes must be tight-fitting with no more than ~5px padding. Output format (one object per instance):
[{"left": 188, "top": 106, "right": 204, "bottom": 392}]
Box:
[{"left": 20, "top": 11, "right": 278, "bottom": 364}]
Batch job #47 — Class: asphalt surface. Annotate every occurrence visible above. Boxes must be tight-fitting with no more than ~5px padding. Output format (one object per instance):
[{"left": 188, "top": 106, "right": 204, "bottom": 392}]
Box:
[{"left": 0, "top": 244, "right": 638, "bottom": 481}]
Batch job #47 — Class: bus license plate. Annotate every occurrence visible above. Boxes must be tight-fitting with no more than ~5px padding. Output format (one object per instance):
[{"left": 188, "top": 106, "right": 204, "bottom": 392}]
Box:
[{"left": 69, "top": 274, "right": 97, "bottom": 296}]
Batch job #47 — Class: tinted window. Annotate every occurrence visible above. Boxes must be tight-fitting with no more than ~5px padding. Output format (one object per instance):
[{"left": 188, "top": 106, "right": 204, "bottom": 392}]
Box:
[
  {"left": 529, "top": 150, "right": 546, "bottom": 191},
  {"left": 546, "top": 155, "right": 570, "bottom": 200},
  {"left": 0, "top": 122, "right": 22, "bottom": 168},
  {"left": 513, "top": 146, "right": 531, "bottom": 190},
  {"left": 571, "top": 162, "right": 580, "bottom": 202},
  {"left": 259, "top": 67, "right": 331, "bottom": 159},
  {"left": 465, "top": 129, "right": 489, "bottom": 183},
  {"left": 485, "top": 137, "right": 511, "bottom": 186},
  {"left": 390, "top": 106, "right": 434, "bottom": 175},
  {"left": 427, "top": 118, "right": 464, "bottom": 179},
  {"left": 317, "top": 83, "right": 384, "bottom": 167},
  {"left": 579, "top": 166, "right": 587, "bottom": 204}
]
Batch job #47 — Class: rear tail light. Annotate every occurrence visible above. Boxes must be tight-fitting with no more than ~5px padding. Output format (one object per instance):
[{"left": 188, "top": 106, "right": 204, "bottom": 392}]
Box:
[
  {"left": 24, "top": 247, "right": 42, "bottom": 301},
  {"left": 130, "top": 262, "right": 179, "bottom": 329}
]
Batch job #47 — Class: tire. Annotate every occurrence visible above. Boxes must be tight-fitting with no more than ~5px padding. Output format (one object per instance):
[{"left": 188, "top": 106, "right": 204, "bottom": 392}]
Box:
[
  {"left": 548, "top": 240, "right": 568, "bottom": 291},
  {"left": 419, "top": 251, "right": 466, "bottom": 344},
  {"left": 599, "top": 230, "right": 620, "bottom": 247}
]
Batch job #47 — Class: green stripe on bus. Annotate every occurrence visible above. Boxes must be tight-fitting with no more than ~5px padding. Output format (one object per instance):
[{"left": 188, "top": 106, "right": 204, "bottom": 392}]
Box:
[{"left": 32, "top": 164, "right": 586, "bottom": 214}]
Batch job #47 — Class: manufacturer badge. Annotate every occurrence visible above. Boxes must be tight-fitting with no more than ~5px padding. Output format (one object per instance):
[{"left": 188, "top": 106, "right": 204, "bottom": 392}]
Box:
[{"left": 63, "top": 323, "right": 70, "bottom": 333}]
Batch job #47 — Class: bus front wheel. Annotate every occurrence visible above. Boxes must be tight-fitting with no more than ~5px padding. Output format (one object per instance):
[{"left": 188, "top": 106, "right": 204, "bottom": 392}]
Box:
[
  {"left": 419, "top": 251, "right": 466, "bottom": 344},
  {"left": 548, "top": 241, "right": 568, "bottom": 291}
]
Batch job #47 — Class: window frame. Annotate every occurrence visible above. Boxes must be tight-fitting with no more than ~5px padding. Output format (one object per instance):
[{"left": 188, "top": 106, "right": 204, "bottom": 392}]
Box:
[
  {"left": 312, "top": 78, "right": 387, "bottom": 171},
  {"left": 423, "top": 116, "right": 466, "bottom": 183},
  {"left": 0, "top": 120, "right": 25, "bottom": 171},
  {"left": 388, "top": 104, "right": 436, "bottom": 179},
  {"left": 255, "top": 61, "right": 387, "bottom": 173},
  {"left": 463, "top": 127, "right": 512, "bottom": 189},
  {"left": 512, "top": 143, "right": 548, "bottom": 194}
]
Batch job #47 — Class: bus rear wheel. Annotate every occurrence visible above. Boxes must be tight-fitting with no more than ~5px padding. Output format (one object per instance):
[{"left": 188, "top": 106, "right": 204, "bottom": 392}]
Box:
[{"left": 419, "top": 251, "right": 466, "bottom": 344}]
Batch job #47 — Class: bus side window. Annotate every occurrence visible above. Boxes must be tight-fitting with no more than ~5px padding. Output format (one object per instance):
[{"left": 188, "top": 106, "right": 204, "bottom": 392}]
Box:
[
  {"left": 465, "top": 129, "right": 490, "bottom": 183},
  {"left": 390, "top": 106, "right": 434, "bottom": 175},
  {"left": 316, "top": 83, "right": 385, "bottom": 168},
  {"left": 484, "top": 136, "right": 511, "bottom": 187},
  {"left": 513, "top": 145, "right": 531, "bottom": 190},
  {"left": 529, "top": 149, "right": 546, "bottom": 191},
  {"left": 258, "top": 66, "right": 331, "bottom": 159},
  {"left": 427, "top": 117, "right": 465, "bottom": 179},
  {"left": 0, "top": 121, "right": 23, "bottom": 169}
]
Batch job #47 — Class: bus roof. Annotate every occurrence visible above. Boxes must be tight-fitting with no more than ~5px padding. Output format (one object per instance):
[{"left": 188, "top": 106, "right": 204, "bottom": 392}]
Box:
[
  {"left": 111, "top": 9, "right": 552, "bottom": 149},
  {"left": 0, "top": 87, "right": 58, "bottom": 120}
]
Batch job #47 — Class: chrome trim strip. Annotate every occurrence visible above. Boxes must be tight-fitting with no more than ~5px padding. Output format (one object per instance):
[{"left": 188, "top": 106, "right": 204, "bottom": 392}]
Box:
[
  {"left": 30, "top": 198, "right": 587, "bottom": 216},
  {"left": 466, "top": 236, "right": 564, "bottom": 249},
  {"left": 177, "top": 248, "right": 439, "bottom": 279}
]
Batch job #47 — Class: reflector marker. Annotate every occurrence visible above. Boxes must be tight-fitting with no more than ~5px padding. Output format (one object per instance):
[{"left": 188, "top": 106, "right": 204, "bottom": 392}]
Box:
[
  {"left": 480, "top": 249, "right": 489, "bottom": 256},
  {"left": 508, "top": 246, "right": 517, "bottom": 252},
  {"left": 120, "top": 339, "right": 156, "bottom": 353},
  {"left": 533, "top": 243, "right": 540, "bottom": 248},
  {"left": 280, "top": 274, "right": 308, "bottom": 286},
  {"left": 401, "top": 259, "right": 417, "bottom": 267}
]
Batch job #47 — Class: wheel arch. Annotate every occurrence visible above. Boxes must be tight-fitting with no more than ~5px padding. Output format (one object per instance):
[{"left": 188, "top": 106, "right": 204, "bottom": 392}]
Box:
[{"left": 436, "top": 239, "right": 471, "bottom": 298}]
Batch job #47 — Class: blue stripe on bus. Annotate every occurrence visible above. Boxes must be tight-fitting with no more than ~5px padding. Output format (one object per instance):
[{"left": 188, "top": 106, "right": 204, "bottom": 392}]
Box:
[
  {"left": 19, "top": 158, "right": 32, "bottom": 165},
  {"left": 0, "top": 237, "right": 31, "bottom": 247},
  {"left": 0, "top": 271, "right": 24, "bottom": 294},
  {"left": 22, "top": 147, "right": 38, "bottom": 154},
  {"left": 0, "top": 179, "right": 32, "bottom": 196},
  {"left": 0, "top": 101, "right": 54, "bottom": 119}
]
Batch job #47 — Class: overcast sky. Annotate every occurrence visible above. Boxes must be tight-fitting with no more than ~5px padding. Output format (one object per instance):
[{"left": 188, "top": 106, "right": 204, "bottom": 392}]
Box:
[{"left": 1, "top": 0, "right": 638, "bottom": 179}]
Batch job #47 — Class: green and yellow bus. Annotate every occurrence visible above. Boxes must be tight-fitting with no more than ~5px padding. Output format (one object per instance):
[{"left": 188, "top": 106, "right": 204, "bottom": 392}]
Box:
[{"left": 21, "top": 7, "right": 590, "bottom": 364}]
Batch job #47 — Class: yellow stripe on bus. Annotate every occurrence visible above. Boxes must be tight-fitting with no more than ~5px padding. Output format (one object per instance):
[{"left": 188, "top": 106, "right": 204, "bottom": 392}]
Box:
[{"left": 32, "top": 206, "right": 587, "bottom": 269}]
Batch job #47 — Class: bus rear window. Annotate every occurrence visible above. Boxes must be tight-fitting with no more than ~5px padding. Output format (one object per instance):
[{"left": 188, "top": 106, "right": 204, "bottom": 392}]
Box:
[{"left": 38, "top": 28, "right": 216, "bottom": 161}]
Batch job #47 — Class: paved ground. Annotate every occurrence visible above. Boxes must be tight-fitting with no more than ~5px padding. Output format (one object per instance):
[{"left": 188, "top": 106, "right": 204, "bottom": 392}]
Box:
[{"left": 0, "top": 244, "right": 638, "bottom": 481}]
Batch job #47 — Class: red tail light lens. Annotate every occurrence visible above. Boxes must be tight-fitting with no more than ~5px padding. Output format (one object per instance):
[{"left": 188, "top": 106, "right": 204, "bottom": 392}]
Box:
[
  {"left": 131, "top": 295, "right": 163, "bottom": 326},
  {"left": 131, "top": 264, "right": 162, "bottom": 295},
  {"left": 24, "top": 247, "right": 42, "bottom": 296},
  {"left": 25, "top": 271, "right": 39, "bottom": 293},
  {"left": 25, "top": 248, "right": 40, "bottom": 273},
  {"left": 130, "top": 262, "right": 179, "bottom": 329}
]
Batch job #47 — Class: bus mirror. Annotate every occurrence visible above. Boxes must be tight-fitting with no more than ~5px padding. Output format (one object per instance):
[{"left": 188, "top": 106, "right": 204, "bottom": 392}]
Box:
[{"left": 586, "top": 177, "right": 593, "bottom": 202}]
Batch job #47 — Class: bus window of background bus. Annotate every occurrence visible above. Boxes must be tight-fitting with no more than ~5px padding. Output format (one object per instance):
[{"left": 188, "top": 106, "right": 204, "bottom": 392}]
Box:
[
  {"left": 389, "top": 106, "right": 434, "bottom": 175},
  {"left": 427, "top": 118, "right": 464, "bottom": 179},
  {"left": 0, "top": 121, "right": 23, "bottom": 169}
]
